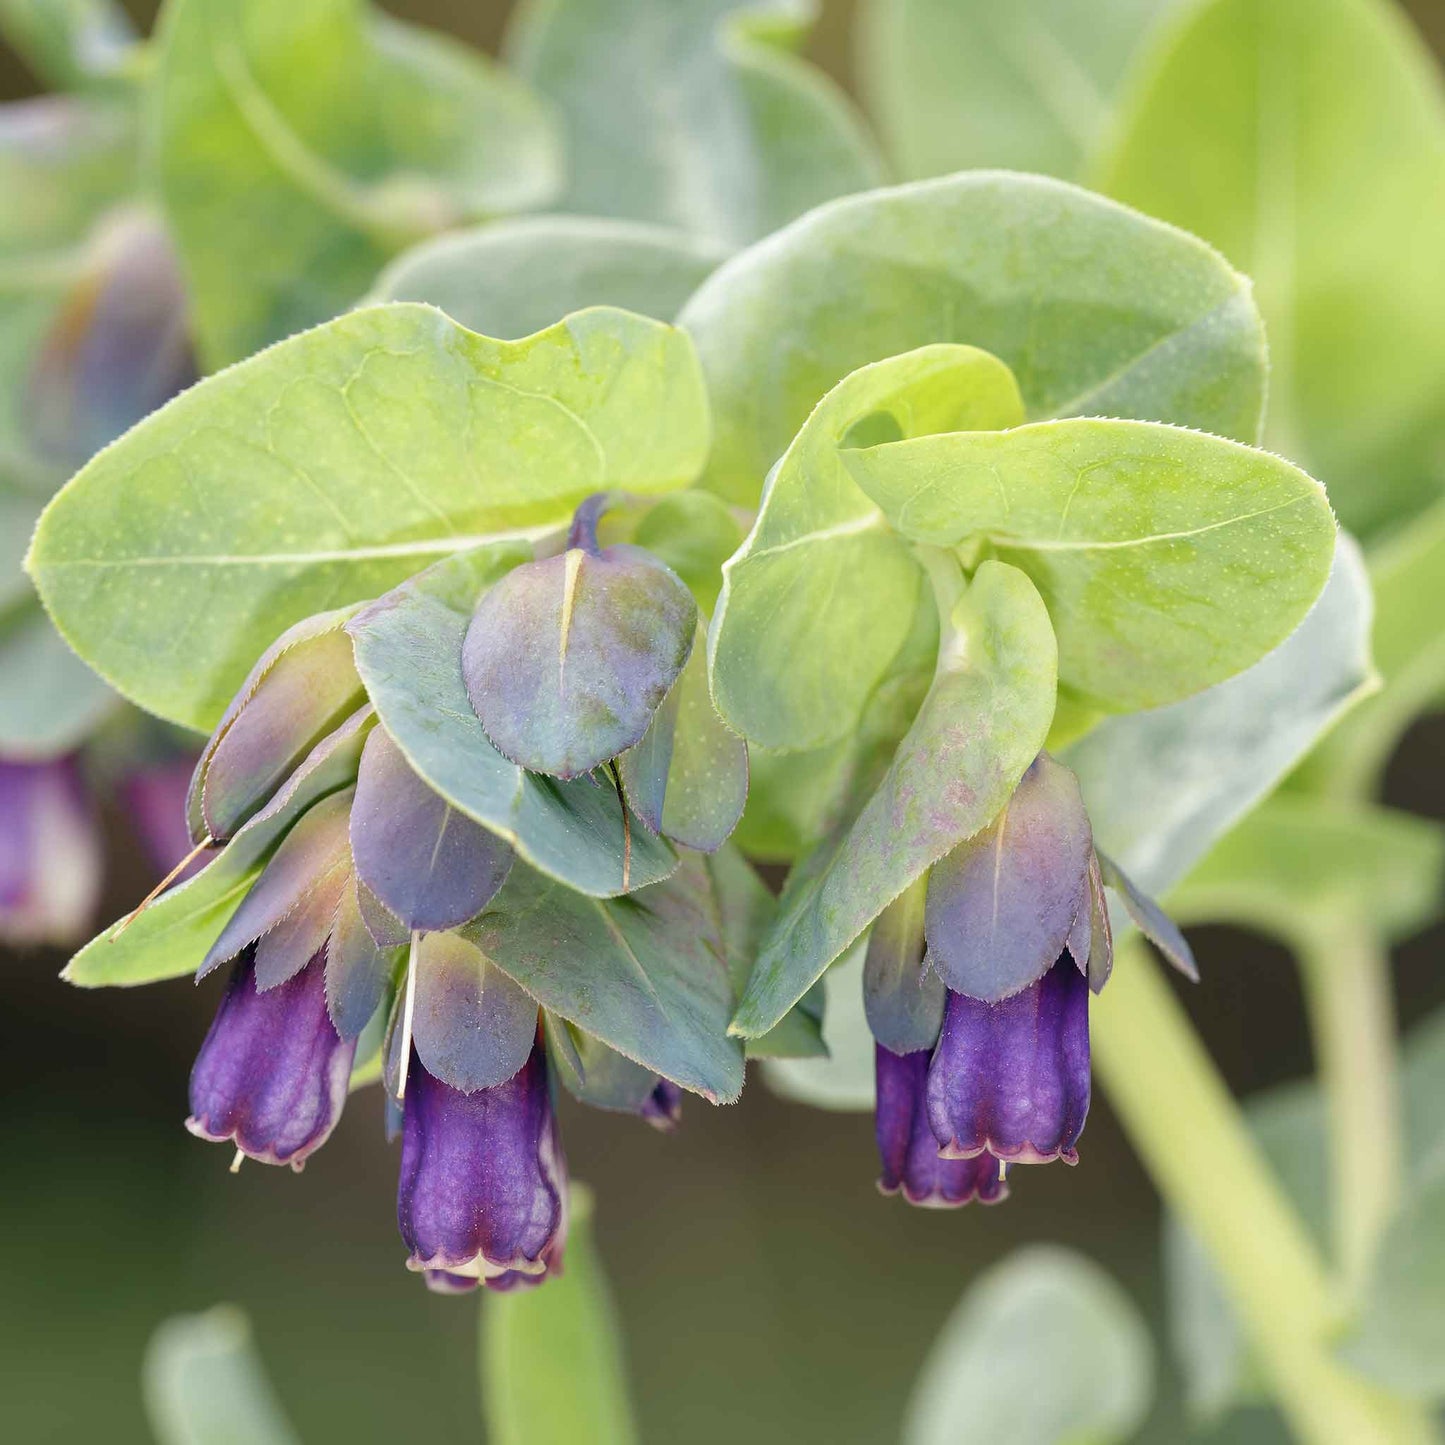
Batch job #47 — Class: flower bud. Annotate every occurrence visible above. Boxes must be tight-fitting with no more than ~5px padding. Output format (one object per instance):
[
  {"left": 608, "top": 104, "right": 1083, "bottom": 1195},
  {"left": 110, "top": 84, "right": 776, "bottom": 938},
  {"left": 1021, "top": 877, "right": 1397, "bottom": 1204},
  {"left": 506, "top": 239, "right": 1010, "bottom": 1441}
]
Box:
[{"left": 187, "top": 948, "right": 357, "bottom": 1169}]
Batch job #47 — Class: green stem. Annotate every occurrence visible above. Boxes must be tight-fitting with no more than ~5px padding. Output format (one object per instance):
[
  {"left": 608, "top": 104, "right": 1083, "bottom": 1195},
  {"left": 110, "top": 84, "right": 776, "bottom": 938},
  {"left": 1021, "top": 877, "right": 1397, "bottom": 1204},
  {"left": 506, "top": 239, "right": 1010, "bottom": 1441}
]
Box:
[
  {"left": 1094, "top": 944, "right": 1438, "bottom": 1445},
  {"left": 1297, "top": 912, "right": 1404, "bottom": 1297}
]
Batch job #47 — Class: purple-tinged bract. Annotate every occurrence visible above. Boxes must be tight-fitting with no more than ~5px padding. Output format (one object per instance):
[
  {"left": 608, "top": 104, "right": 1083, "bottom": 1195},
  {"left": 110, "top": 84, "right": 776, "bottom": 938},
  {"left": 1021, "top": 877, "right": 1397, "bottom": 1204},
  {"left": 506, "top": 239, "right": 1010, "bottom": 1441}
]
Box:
[
  {"left": 397, "top": 1037, "right": 567, "bottom": 1290},
  {"left": 926, "top": 957, "right": 1091, "bottom": 1165},
  {"left": 187, "top": 949, "right": 357, "bottom": 1169}
]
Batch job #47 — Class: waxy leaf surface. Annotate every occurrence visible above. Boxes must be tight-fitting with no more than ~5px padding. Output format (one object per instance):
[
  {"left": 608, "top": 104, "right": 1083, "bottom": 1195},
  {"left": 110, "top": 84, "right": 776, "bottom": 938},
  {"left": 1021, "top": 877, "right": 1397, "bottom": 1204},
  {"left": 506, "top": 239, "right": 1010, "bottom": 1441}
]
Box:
[
  {"left": 411, "top": 930, "right": 539, "bottom": 1095},
  {"left": 153, "top": 0, "right": 560, "bottom": 366},
  {"left": 505, "top": 0, "right": 880, "bottom": 248},
  {"left": 680, "top": 172, "right": 1267, "bottom": 506},
  {"left": 349, "top": 546, "right": 676, "bottom": 898},
  {"left": 64, "top": 708, "right": 374, "bottom": 987},
  {"left": 845, "top": 418, "right": 1336, "bottom": 711},
  {"left": 463, "top": 544, "right": 697, "bottom": 778},
  {"left": 860, "top": 0, "right": 1168, "bottom": 183},
  {"left": 711, "top": 345, "right": 1023, "bottom": 751},
  {"left": 1066, "top": 539, "right": 1374, "bottom": 896},
  {"left": 371, "top": 216, "right": 725, "bottom": 339},
  {"left": 732, "top": 561, "right": 1058, "bottom": 1037},
  {"left": 1101, "top": 0, "right": 1445, "bottom": 539},
  {"left": 465, "top": 856, "right": 744, "bottom": 1102},
  {"left": 28, "top": 304, "right": 710, "bottom": 731},
  {"left": 350, "top": 726, "right": 514, "bottom": 932}
]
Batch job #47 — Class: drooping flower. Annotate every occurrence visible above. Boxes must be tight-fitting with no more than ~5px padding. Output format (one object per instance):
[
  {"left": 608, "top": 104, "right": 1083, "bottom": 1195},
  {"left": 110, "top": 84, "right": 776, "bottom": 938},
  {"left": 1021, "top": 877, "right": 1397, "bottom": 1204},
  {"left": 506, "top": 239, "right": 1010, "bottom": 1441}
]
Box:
[
  {"left": 875, "top": 1046, "right": 1007, "bottom": 1207},
  {"left": 0, "top": 755, "right": 103, "bottom": 946},
  {"left": 861, "top": 752, "right": 1194, "bottom": 1203},
  {"left": 397, "top": 1035, "right": 567, "bottom": 1292},
  {"left": 187, "top": 947, "right": 357, "bottom": 1170}
]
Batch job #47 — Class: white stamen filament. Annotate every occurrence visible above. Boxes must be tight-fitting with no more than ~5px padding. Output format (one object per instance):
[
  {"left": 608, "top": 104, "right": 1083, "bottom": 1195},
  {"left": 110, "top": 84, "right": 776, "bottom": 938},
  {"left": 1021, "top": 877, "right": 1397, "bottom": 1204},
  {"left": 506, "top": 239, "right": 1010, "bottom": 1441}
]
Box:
[{"left": 229, "top": 1148, "right": 245, "bottom": 1175}]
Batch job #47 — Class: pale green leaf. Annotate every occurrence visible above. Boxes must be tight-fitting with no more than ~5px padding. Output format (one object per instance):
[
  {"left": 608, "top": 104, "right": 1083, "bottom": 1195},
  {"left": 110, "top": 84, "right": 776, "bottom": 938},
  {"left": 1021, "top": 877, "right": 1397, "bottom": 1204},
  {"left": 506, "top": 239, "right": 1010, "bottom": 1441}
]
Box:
[
  {"left": 1066, "top": 538, "right": 1374, "bottom": 896},
  {"left": 859, "top": 0, "right": 1172, "bottom": 182},
  {"left": 143, "top": 1306, "right": 301, "bottom": 1445},
  {"left": 370, "top": 216, "right": 726, "bottom": 339},
  {"left": 349, "top": 545, "right": 677, "bottom": 898},
  {"left": 0, "top": 1, "right": 135, "bottom": 90},
  {"left": 504, "top": 0, "right": 881, "bottom": 248},
  {"left": 1099, "top": 0, "right": 1445, "bottom": 539},
  {"left": 27, "top": 303, "right": 710, "bottom": 732},
  {"left": 482, "top": 1185, "right": 638, "bottom": 1445},
  {"left": 465, "top": 855, "right": 745, "bottom": 1102},
  {"left": 680, "top": 171, "right": 1267, "bottom": 506},
  {"left": 1169, "top": 796, "right": 1444, "bottom": 948},
  {"left": 710, "top": 344, "right": 1023, "bottom": 750},
  {"left": 153, "top": 0, "right": 561, "bottom": 366},
  {"left": 906, "top": 1247, "right": 1154, "bottom": 1445},
  {"left": 0, "top": 599, "right": 114, "bottom": 758},
  {"left": 732, "top": 560, "right": 1057, "bottom": 1036},
  {"left": 62, "top": 708, "right": 373, "bottom": 987},
  {"left": 843, "top": 417, "right": 1336, "bottom": 711}
]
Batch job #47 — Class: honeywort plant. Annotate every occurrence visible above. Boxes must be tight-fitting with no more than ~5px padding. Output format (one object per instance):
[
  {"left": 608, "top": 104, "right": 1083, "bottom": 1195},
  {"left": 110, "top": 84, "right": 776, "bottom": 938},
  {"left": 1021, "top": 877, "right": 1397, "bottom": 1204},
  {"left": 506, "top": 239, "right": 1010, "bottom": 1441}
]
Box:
[
  {"left": 10, "top": 2, "right": 1445, "bottom": 1443},
  {"left": 862, "top": 1, "right": 1445, "bottom": 1439}
]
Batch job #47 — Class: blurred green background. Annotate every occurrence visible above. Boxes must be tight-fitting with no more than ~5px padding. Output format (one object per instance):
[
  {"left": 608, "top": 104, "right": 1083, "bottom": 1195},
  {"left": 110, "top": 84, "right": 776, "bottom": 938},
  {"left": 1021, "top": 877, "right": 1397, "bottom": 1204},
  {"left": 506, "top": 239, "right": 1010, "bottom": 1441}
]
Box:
[{"left": 5, "top": 3, "right": 1445, "bottom": 1442}]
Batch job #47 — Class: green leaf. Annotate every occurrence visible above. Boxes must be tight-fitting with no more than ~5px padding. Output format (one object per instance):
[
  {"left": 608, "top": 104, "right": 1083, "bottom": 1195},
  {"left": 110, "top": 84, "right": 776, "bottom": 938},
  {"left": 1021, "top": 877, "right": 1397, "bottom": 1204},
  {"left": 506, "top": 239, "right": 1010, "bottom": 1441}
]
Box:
[
  {"left": 27, "top": 303, "right": 710, "bottom": 732},
  {"left": 859, "top": 0, "right": 1170, "bottom": 182},
  {"left": 680, "top": 171, "right": 1267, "bottom": 506},
  {"left": 710, "top": 344, "right": 1023, "bottom": 751},
  {"left": 630, "top": 489, "right": 742, "bottom": 619},
  {"left": 1099, "top": 0, "right": 1445, "bottom": 540},
  {"left": 0, "top": 599, "right": 114, "bottom": 758},
  {"left": 349, "top": 546, "right": 677, "bottom": 898},
  {"left": 1304, "top": 497, "right": 1445, "bottom": 800},
  {"left": 465, "top": 854, "right": 745, "bottom": 1102},
  {"left": 844, "top": 417, "right": 1336, "bottom": 711},
  {"left": 732, "top": 559, "right": 1058, "bottom": 1037},
  {"left": 504, "top": 0, "right": 881, "bottom": 248},
  {"left": 762, "top": 939, "right": 876, "bottom": 1111},
  {"left": 143, "top": 1306, "right": 301, "bottom": 1445},
  {"left": 1169, "top": 796, "right": 1445, "bottom": 948},
  {"left": 62, "top": 708, "right": 373, "bottom": 987},
  {"left": 482, "top": 1184, "right": 638, "bottom": 1445},
  {"left": 370, "top": 216, "right": 727, "bottom": 339},
  {"left": 153, "top": 0, "right": 561, "bottom": 366},
  {"left": 1066, "top": 538, "right": 1374, "bottom": 896},
  {"left": 0, "top": 1, "right": 136, "bottom": 90},
  {"left": 905, "top": 1246, "right": 1154, "bottom": 1445}
]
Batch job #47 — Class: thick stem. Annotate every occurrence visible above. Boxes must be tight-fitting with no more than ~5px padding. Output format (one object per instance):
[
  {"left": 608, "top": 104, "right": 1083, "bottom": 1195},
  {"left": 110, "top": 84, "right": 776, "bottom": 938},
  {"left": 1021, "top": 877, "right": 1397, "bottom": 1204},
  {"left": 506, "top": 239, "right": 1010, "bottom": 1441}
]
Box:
[
  {"left": 1297, "top": 912, "right": 1404, "bottom": 1297},
  {"left": 1094, "top": 944, "right": 1437, "bottom": 1445}
]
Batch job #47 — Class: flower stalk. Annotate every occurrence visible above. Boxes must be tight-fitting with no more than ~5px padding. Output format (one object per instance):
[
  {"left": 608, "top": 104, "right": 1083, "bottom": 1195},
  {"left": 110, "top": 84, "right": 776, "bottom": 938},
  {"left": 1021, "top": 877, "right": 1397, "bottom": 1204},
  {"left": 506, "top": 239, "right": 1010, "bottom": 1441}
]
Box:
[{"left": 1094, "top": 942, "right": 1438, "bottom": 1445}]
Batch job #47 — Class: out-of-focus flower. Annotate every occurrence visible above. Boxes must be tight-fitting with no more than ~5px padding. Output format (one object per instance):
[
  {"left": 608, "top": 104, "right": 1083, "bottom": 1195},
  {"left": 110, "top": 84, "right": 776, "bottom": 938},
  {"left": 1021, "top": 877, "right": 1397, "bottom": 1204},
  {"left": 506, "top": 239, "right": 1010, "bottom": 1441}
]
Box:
[{"left": 0, "top": 755, "right": 103, "bottom": 945}]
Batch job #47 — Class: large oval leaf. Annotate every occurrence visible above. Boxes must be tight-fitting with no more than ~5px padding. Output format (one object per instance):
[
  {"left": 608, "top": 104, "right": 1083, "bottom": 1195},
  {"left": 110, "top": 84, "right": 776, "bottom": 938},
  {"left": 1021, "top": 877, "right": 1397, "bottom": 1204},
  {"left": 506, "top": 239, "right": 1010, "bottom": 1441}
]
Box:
[
  {"left": 349, "top": 546, "right": 677, "bottom": 898},
  {"left": 1099, "top": 0, "right": 1445, "bottom": 539},
  {"left": 370, "top": 216, "right": 726, "bottom": 339},
  {"left": 679, "top": 171, "right": 1267, "bottom": 505},
  {"left": 153, "top": 0, "right": 561, "bottom": 366},
  {"left": 709, "top": 344, "right": 1023, "bottom": 750},
  {"left": 27, "top": 303, "right": 710, "bottom": 731},
  {"left": 844, "top": 417, "right": 1336, "bottom": 710},
  {"left": 732, "top": 560, "right": 1058, "bottom": 1037},
  {"left": 504, "top": 0, "right": 881, "bottom": 248}
]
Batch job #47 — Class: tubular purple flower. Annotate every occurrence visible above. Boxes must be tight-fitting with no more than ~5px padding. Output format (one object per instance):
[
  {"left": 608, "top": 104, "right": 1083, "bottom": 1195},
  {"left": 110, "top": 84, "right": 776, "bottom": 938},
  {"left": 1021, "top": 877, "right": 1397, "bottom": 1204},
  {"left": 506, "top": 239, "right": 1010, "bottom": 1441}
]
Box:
[
  {"left": 0, "top": 755, "right": 103, "bottom": 946},
  {"left": 397, "top": 1036, "right": 567, "bottom": 1291},
  {"left": 926, "top": 957, "right": 1092, "bottom": 1165},
  {"left": 187, "top": 948, "right": 357, "bottom": 1170},
  {"left": 876, "top": 1046, "right": 1009, "bottom": 1208},
  {"left": 119, "top": 754, "right": 208, "bottom": 882},
  {"left": 640, "top": 1078, "right": 683, "bottom": 1132}
]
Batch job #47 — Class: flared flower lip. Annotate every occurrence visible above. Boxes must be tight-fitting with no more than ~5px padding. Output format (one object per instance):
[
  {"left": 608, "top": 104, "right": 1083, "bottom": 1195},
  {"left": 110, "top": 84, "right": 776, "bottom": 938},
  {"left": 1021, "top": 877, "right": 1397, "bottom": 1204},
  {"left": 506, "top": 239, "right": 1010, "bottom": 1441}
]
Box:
[
  {"left": 404, "top": 1247, "right": 552, "bottom": 1282},
  {"left": 183, "top": 1114, "right": 326, "bottom": 1172},
  {"left": 875, "top": 1175, "right": 1011, "bottom": 1209},
  {"left": 935, "top": 1138, "right": 1080, "bottom": 1166}
]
